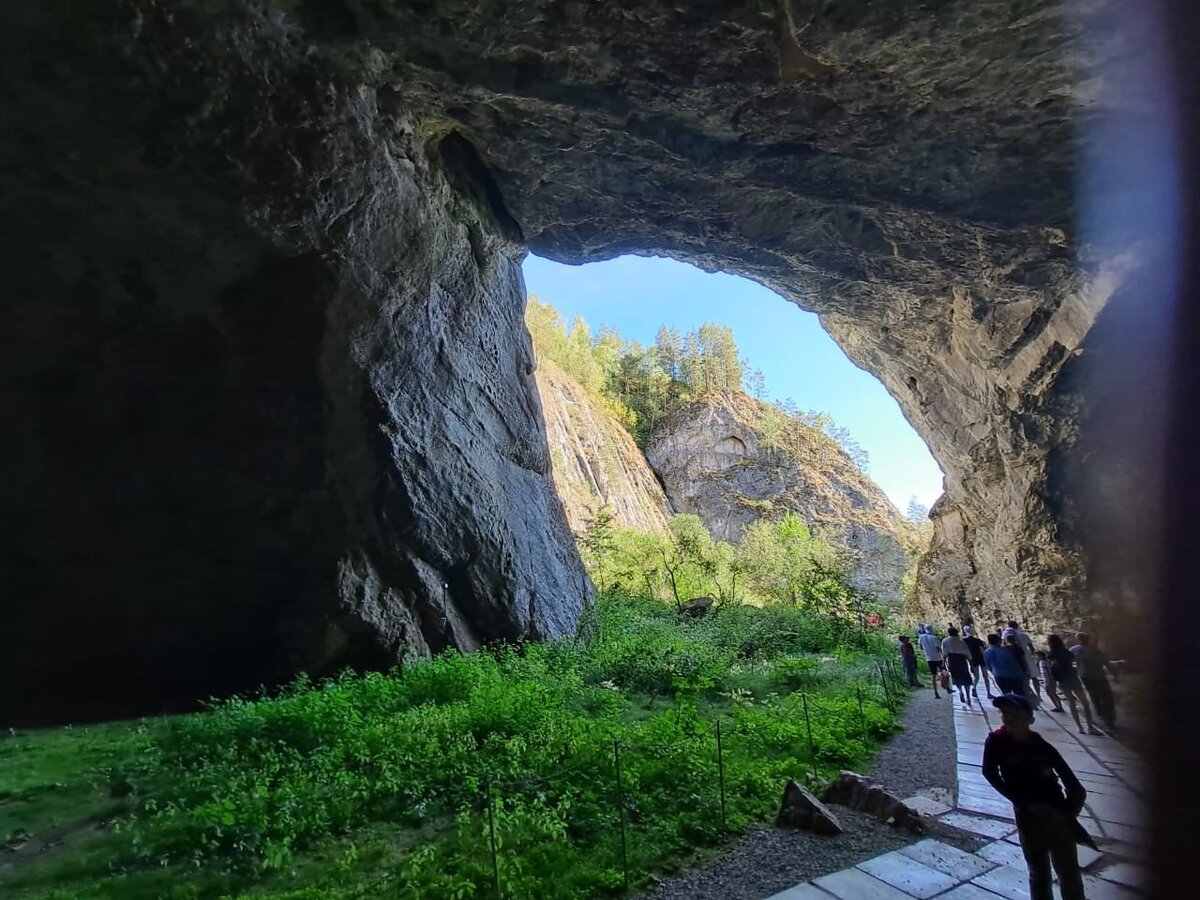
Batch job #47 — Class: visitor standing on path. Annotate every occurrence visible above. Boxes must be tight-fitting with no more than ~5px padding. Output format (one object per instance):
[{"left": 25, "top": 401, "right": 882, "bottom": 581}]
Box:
[
  {"left": 1037, "top": 650, "right": 1065, "bottom": 713},
  {"left": 1048, "top": 634, "right": 1103, "bottom": 736},
  {"left": 1003, "top": 634, "right": 1039, "bottom": 708},
  {"left": 1071, "top": 632, "right": 1117, "bottom": 732},
  {"left": 941, "top": 627, "right": 975, "bottom": 705},
  {"left": 898, "top": 634, "right": 921, "bottom": 687},
  {"left": 1004, "top": 620, "right": 1042, "bottom": 703},
  {"left": 984, "top": 633, "right": 1027, "bottom": 696},
  {"left": 918, "top": 624, "right": 945, "bottom": 699},
  {"left": 982, "top": 693, "right": 1094, "bottom": 900},
  {"left": 963, "top": 625, "right": 992, "bottom": 698}
]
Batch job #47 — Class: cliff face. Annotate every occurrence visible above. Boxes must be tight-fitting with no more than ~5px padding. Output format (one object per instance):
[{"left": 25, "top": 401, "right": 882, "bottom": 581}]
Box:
[
  {"left": 1, "top": 0, "right": 1155, "bottom": 721},
  {"left": 536, "top": 361, "right": 671, "bottom": 536},
  {"left": 645, "top": 394, "right": 919, "bottom": 603}
]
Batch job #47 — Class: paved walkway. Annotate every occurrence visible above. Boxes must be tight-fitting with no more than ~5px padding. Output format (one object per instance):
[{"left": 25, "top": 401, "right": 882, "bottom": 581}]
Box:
[{"left": 765, "top": 694, "right": 1148, "bottom": 899}]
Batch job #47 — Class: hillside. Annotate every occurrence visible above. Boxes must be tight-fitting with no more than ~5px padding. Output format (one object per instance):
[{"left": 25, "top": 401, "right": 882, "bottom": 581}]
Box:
[
  {"left": 536, "top": 359, "right": 671, "bottom": 535},
  {"left": 644, "top": 392, "right": 921, "bottom": 603}
]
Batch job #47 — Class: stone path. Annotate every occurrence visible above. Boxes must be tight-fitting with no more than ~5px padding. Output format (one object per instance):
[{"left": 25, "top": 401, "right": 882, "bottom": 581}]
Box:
[{"left": 765, "top": 696, "right": 1148, "bottom": 899}]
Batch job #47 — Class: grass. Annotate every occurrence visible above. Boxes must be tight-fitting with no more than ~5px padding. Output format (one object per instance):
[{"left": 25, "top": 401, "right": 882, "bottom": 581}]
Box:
[{"left": 1, "top": 594, "right": 906, "bottom": 898}]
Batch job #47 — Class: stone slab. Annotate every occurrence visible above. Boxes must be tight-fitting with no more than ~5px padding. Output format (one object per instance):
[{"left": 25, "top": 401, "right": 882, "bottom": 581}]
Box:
[
  {"left": 971, "top": 865, "right": 1032, "bottom": 900},
  {"left": 902, "top": 796, "right": 952, "bottom": 817},
  {"left": 765, "top": 884, "right": 838, "bottom": 900},
  {"left": 1086, "top": 795, "right": 1144, "bottom": 827},
  {"left": 956, "top": 795, "right": 1015, "bottom": 820},
  {"left": 976, "top": 840, "right": 1031, "bottom": 874},
  {"left": 936, "top": 885, "right": 1011, "bottom": 900},
  {"left": 856, "top": 851, "right": 960, "bottom": 898},
  {"left": 939, "top": 812, "right": 1017, "bottom": 839},
  {"left": 1081, "top": 873, "right": 1141, "bottom": 900},
  {"left": 998, "top": 832, "right": 1103, "bottom": 870},
  {"left": 898, "top": 839, "right": 995, "bottom": 880},
  {"left": 1094, "top": 862, "right": 1146, "bottom": 891},
  {"left": 1098, "top": 821, "right": 1147, "bottom": 847},
  {"left": 814, "top": 867, "right": 913, "bottom": 900}
]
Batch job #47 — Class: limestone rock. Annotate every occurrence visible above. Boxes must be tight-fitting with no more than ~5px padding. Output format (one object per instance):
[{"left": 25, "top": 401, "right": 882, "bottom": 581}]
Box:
[
  {"left": 536, "top": 360, "right": 671, "bottom": 536},
  {"left": 822, "top": 772, "right": 925, "bottom": 833},
  {"left": 776, "top": 779, "right": 844, "bottom": 835},
  {"left": 645, "top": 393, "right": 918, "bottom": 602}
]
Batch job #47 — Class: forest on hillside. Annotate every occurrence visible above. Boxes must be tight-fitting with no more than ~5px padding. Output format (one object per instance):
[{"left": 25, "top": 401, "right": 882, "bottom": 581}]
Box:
[{"left": 525, "top": 296, "right": 868, "bottom": 469}]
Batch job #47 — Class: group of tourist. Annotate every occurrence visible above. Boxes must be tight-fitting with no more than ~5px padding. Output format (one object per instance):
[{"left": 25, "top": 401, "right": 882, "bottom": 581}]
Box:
[
  {"left": 897, "top": 619, "right": 1118, "bottom": 736},
  {"left": 896, "top": 622, "right": 1124, "bottom": 899}
]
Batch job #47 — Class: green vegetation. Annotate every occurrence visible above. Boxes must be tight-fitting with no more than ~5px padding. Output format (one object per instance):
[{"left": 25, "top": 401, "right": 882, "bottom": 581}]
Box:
[
  {"left": 585, "top": 512, "right": 886, "bottom": 623},
  {"left": 526, "top": 297, "right": 867, "bottom": 467},
  {"left": 2, "top": 596, "right": 905, "bottom": 899}
]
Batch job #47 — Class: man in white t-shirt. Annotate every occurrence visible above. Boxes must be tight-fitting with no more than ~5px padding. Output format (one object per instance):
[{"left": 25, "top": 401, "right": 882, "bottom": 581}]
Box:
[{"left": 917, "top": 625, "right": 946, "bottom": 699}]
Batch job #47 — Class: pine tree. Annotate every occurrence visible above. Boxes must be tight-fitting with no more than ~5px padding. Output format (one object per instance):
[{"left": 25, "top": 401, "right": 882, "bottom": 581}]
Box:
[{"left": 906, "top": 495, "right": 930, "bottom": 523}]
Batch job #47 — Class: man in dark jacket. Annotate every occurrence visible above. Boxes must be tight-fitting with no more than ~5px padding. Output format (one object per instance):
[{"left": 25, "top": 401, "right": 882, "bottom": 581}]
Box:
[{"left": 982, "top": 693, "right": 1093, "bottom": 900}]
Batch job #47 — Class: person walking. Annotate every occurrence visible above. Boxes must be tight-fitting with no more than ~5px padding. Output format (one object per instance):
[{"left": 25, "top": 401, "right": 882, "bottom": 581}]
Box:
[
  {"left": 918, "top": 624, "right": 946, "bottom": 699},
  {"left": 1004, "top": 620, "right": 1042, "bottom": 703},
  {"left": 963, "top": 625, "right": 993, "bottom": 698},
  {"left": 941, "top": 626, "right": 975, "bottom": 705},
  {"left": 1048, "top": 634, "right": 1102, "bottom": 736},
  {"left": 1071, "top": 632, "right": 1117, "bottom": 732},
  {"left": 984, "top": 633, "right": 1027, "bottom": 696},
  {"left": 1037, "top": 650, "right": 1065, "bottom": 712},
  {"left": 982, "top": 693, "right": 1094, "bottom": 900},
  {"left": 898, "top": 634, "right": 921, "bottom": 687}
]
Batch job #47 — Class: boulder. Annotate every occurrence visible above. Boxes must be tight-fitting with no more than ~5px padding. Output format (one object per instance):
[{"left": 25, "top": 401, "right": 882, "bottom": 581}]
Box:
[
  {"left": 776, "top": 778, "right": 844, "bottom": 835},
  {"left": 822, "top": 772, "right": 925, "bottom": 833}
]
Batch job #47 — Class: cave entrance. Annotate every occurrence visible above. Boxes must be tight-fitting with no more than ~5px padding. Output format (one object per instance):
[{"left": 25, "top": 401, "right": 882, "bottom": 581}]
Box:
[{"left": 523, "top": 252, "right": 945, "bottom": 606}]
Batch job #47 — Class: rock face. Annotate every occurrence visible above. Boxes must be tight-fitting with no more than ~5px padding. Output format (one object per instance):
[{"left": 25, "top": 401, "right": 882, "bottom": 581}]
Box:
[
  {"left": 777, "top": 779, "right": 844, "bottom": 835},
  {"left": 0, "top": 2, "right": 589, "bottom": 724},
  {"left": 1, "top": 0, "right": 1151, "bottom": 719},
  {"left": 645, "top": 393, "right": 917, "bottom": 602},
  {"left": 536, "top": 360, "right": 671, "bottom": 536},
  {"left": 822, "top": 772, "right": 925, "bottom": 833}
]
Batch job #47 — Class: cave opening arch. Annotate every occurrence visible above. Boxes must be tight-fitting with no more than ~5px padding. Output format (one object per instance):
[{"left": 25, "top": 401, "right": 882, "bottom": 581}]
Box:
[{"left": 0, "top": 0, "right": 1157, "bottom": 724}]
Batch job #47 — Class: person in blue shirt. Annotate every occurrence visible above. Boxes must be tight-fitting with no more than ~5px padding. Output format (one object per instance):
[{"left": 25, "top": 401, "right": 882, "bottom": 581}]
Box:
[{"left": 984, "top": 633, "right": 1027, "bottom": 696}]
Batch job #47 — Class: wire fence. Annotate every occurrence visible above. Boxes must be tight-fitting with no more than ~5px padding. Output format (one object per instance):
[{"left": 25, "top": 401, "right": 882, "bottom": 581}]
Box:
[{"left": 352, "top": 659, "right": 911, "bottom": 898}]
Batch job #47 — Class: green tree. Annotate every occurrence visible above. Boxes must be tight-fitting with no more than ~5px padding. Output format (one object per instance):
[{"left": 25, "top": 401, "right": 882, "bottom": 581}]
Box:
[
  {"left": 579, "top": 505, "right": 617, "bottom": 592},
  {"left": 906, "top": 495, "right": 930, "bottom": 523},
  {"left": 757, "top": 404, "right": 789, "bottom": 461}
]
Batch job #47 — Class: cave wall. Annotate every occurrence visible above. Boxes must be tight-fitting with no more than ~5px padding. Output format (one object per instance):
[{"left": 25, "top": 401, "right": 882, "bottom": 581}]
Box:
[
  {"left": 2, "top": 0, "right": 1150, "bottom": 720},
  {"left": 1, "top": 1, "right": 586, "bottom": 724}
]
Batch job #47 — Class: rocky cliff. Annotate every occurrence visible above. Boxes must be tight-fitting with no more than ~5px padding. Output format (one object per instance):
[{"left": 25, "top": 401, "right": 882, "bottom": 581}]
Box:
[
  {"left": 536, "top": 360, "right": 671, "bottom": 536},
  {"left": 645, "top": 393, "right": 918, "bottom": 603},
  {"left": 1, "top": 0, "right": 1156, "bottom": 721}
]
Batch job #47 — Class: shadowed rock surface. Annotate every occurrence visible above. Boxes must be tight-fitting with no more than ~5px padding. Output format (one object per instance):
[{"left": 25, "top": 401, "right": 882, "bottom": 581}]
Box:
[{"left": 0, "top": 0, "right": 1150, "bottom": 721}]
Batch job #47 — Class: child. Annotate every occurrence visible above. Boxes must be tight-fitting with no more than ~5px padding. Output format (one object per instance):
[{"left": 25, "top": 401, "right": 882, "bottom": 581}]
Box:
[
  {"left": 1036, "top": 650, "right": 1064, "bottom": 712},
  {"left": 898, "top": 635, "right": 921, "bottom": 687},
  {"left": 982, "top": 694, "right": 1094, "bottom": 900}
]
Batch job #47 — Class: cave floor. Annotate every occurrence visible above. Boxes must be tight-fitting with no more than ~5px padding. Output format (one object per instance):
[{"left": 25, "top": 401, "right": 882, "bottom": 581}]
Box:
[{"left": 765, "top": 696, "right": 1148, "bottom": 900}]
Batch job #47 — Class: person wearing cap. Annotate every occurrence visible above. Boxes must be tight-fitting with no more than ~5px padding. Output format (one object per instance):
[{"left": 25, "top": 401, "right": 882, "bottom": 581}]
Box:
[{"left": 982, "top": 693, "right": 1094, "bottom": 900}]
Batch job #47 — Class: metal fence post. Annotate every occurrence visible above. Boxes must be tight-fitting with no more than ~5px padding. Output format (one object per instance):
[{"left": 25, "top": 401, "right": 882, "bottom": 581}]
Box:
[
  {"left": 801, "top": 693, "right": 817, "bottom": 780},
  {"left": 877, "top": 663, "right": 893, "bottom": 712},
  {"left": 613, "top": 739, "right": 630, "bottom": 890},
  {"left": 856, "top": 685, "right": 869, "bottom": 747},
  {"left": 485, "top": 780, "right": 501, "bottom": 899},
  {"left": 715, "top": 719, "right": 727, "bottom": 830}
]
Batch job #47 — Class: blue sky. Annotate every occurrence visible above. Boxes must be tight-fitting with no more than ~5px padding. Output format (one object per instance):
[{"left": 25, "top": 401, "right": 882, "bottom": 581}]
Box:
[{"left": 522, "top": 254, "right": 945, "bottom": 513}]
